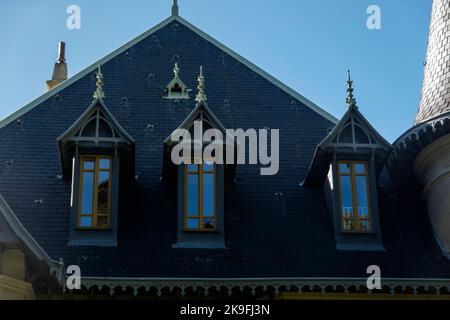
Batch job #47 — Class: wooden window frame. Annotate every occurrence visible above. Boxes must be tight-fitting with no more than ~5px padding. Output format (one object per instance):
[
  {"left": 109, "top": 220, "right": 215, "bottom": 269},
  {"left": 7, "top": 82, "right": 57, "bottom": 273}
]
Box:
[
  {"left": 184, "top": 162, "right": 217, "bottom": 232},
  {"left": 337, "top": 160, "right": 373, "bottom": 233},
  {"left": 77, "top": 155, "right": 113, "bottom": 230}
]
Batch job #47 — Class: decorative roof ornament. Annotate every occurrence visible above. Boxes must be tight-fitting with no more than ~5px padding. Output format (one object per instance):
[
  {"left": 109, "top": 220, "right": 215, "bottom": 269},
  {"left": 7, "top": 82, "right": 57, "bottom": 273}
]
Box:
[
  {"left": 345, "top": 70, "right": 357, "bottom": 109},
  {"left": 172, "top": 0, "right": 179, "bottom": 16},
  {"left": 165, "top": 63, "right": 190, "bottom": 99},
  {"left": 195, "top": 66, "right": 207, "bottom": 103},
  {"left": 93, "top": 65, "right": 105, "bottom": 100},
  {"left": 173, "top": 62, "right": 180, "bottom": 78}
]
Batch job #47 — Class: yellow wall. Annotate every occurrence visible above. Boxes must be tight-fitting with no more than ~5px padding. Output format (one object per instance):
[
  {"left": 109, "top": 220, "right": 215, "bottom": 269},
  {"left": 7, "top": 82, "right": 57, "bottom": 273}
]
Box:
[{"left": 0, "top": 248, "right": 35, "bottom": 300}]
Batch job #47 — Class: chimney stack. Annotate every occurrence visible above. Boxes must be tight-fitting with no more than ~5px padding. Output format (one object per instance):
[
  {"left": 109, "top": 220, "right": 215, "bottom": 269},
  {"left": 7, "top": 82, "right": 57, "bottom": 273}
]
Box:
[{"left": 46, "top": 42, "right": 68, "bottom": 90}]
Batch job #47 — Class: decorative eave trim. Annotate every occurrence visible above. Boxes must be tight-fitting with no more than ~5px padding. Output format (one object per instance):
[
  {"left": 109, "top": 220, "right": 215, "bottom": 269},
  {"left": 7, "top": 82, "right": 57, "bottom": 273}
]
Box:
[
  {"left": 75, "top": 277, "right": 450, "bottom": 296},
  {"left": 388, "top": 111, "right": 450, "bottom": 179},
  {"left": 0, "top": 15, "right": 337, "bottom": 131},
  {"left": 0, "top": 194, "right": 57, "bottom": 268}
]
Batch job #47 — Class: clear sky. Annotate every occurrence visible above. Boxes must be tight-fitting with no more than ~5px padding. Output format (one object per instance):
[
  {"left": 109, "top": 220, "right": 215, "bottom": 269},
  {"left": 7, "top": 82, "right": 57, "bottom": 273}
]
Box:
[{"left": 0, "top": 0, "right": 431, "bottom": 142}]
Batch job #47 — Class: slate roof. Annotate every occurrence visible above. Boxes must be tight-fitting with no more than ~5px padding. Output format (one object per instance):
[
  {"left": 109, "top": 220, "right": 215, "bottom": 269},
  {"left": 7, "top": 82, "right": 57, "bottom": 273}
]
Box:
[
  {"left": 0, "top": 16, "right": 449, "bottom": 280},
  {"left": 415, "top": 0, "right": 450, "bottom": 125}
]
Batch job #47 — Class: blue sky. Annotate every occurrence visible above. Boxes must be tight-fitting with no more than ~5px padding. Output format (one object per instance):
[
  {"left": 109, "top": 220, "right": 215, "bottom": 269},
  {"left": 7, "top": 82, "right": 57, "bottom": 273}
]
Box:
[{"left": 0, "top": 0, "right": 430, "bottom": 142}]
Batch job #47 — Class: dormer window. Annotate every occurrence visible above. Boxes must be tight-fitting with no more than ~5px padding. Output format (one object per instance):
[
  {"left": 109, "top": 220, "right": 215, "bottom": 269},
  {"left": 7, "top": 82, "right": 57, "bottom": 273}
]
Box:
[
  {"left": 57, "top": 66, "right": 134, "bottom": 246},
  {"left": 304, "top": 72, "right": 391, "bottom": 251},
  {"left": 163, "top": 67, "right": 238, "bottom": 249},
  {"left": 185, "top": 161, "right": 217, "bottom": 231},
  {"left": 78, "top": 155, "right": 112, "bottom": 229},
  {"left": 165, "top": 63, "right": 190, "bottom": 100},
  {"left": 338, "top": 160, "right": 372, "bottom": 233}
]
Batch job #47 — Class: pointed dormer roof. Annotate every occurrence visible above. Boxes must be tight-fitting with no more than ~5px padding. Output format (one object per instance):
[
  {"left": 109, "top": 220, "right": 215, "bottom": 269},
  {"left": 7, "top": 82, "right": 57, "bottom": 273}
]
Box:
[
  {"left": 164, "top": 66, "right": 237, "bottom": 145},
  {"left": 304, "top": 72, "right": 392, "bottom": 186},
  {"left": 57, "top": 68, "right": 134, "bottom": 174}
]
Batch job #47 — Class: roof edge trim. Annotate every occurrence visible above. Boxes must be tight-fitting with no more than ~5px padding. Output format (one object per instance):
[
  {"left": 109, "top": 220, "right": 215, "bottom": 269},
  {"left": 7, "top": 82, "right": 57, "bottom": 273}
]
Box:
[
  {"left": 0, "top": 16, "right": 176, "bottom": 130},
  {"left": 175, "top": 16, "right": 338, "bottom": 124},
  {"left": 0, "top": 194, "right": 57, "bottom": 266},
  {"left": 0, "top": 15, "right": 337, "bottom": 130}
]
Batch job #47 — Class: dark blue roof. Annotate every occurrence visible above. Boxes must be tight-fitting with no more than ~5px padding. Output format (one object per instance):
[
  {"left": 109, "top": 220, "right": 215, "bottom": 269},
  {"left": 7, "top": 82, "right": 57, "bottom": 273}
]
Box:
[{"left": 0, "top": 18, "right": 449, "bottom": 279}]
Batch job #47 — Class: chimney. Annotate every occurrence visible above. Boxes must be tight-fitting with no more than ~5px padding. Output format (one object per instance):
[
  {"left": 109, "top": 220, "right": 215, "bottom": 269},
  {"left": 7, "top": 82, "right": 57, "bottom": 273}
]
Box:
[
  {"left": 415, "top": 0, "right": 450, "bottom": 124},
  {"left": 46, "top": 42, "right": 68, "bottom": 90}
]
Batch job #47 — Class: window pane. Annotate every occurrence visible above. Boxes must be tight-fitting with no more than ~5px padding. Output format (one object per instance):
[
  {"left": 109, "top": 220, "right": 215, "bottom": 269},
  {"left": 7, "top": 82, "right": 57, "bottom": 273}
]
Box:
[
  {"left": 187, "top": 174, "right": 199, "bottom": 215},
  {"left": 98, "top": 119, "right": 113, "bottom": 137},
  {"left": 203, "top": 173, "right": 214, "bottom": 217},
  {"left": 203, "top": 218, "right": 215, "bottom": 229},
  {"left": 339, "top": 163, "right": 350, "bottom": 174},
  {"left": 99, "top": 158, "right": 111, "bottom": 170},
  {"left": 343, "top": 220, "right": 354, "bottom": 231},
  {"left": 355, "top": 163, "right": 366, "bottom": 174},
  {"left": 187, "top": 218, "right": 199, "bottom": 229},
  {"left": 355, "top": 176, "right": 369, "bottom": 218},
  {"left": 80, "top": 216, "right": 92, "bottom": 227},
  {"left": 83, "top": 160, "right": 95, "bottom": 170},
  {"left": 340, "top": 175, "right": 354, "bottom": 219},
  {"left": 81, "top": 119, "right": 96, "bottom": 137},
  {"left": 203, "top": 162, "right": 214, "bottom": 172},
  {"left": 359, "top": 220, "right": 369, "bottom": 231},
  {"left": 97, "top": 171, "right": 110, "bottom": 215},
  {"left": 81, "top": 172, "right": 94, "bottom": 214},
  {"left": 188, "top": 164, "right": 198, "bottom": 173},
  {"left": 97, "top": 216, "right": 109, "bottom": 228}
]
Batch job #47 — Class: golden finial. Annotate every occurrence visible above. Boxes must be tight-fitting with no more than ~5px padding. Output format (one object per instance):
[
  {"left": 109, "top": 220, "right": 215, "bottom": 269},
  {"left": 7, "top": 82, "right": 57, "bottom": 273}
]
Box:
[
  {"left": 174, "top": 63, "right": 180, "bottom": 78},
  {"left": 195, "top": 66, "right": 207, "bottom": 103},
  {"left": 346, "top": 70, "right": 357, "bottom": 108},
  {"left": 93, "top": 65, "right": 105, "bottom": 100}
]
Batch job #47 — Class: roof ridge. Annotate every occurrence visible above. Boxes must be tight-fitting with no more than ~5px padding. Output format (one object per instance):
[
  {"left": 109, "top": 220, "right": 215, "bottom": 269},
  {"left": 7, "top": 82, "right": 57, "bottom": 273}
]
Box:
[{"left": 0, "top": 15, "right": 338, "bottom": 130}]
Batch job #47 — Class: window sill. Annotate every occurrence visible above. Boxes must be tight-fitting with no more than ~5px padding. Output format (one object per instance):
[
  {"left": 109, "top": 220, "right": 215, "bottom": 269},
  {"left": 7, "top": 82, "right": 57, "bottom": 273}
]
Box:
[
  {"left": 340, "top": 230, "right": 376, "bottom": 235},
  {"left": 183, "top": 228, "right": 220, "bottom": 233},
  {"left": 75, "top": 227, "right": 112, "bottom": 232},
  {"left": 172, "top": 242, "right": 227, "bottom": 249},
  {"left": 68, "top": 238, "right": 117, "bottom": 247}
]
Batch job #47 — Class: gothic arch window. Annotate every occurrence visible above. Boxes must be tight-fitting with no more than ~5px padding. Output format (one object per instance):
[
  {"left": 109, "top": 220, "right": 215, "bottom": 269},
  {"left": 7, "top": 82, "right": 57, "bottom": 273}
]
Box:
[{"left": 79, "top": 111, "right": 116, "bottom": 139}]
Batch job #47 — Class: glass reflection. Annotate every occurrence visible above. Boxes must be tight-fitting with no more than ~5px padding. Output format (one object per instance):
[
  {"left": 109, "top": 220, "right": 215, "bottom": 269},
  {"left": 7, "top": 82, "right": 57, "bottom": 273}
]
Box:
[
  {"left": 339, "top": 163, "right": 350, "bottom": 174},
  {"left": 99, "top": 158, "right": 111, "bottom": 170},
  {"left": 203, "top": 173, "right": 214, "bottom": 218},
  {"left": 97, "top": 171, "right": 110, "bottom": 215},
  {"left": 81, "top": 172, "right": 94, "bottom": 215},
  {"left": 80, "top": 216, "right": 92, "bottom": 227},
  {"left": 187, "top": 174, "right": 198, "bottom": 215},
  {"left": 355, "top": 163, "right": 366, "bottom": 174}
]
